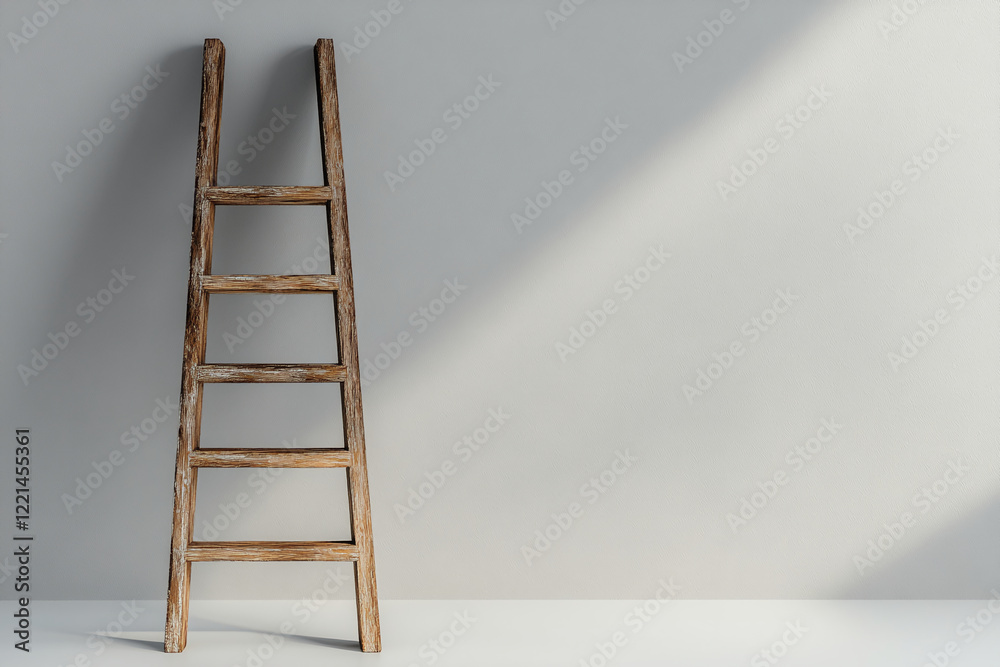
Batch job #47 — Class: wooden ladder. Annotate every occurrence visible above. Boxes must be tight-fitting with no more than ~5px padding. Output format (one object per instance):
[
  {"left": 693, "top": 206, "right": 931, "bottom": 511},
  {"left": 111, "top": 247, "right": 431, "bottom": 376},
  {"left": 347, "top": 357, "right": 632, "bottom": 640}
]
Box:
[{"left": 164, "top": 38, "right": 380, "bottom": 653}]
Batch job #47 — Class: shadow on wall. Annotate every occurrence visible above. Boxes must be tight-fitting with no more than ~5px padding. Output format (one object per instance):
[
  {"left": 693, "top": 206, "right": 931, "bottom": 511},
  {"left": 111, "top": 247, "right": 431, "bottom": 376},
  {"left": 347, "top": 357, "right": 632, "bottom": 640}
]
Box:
[
  {"left": 332, "top": 0, "right": 840, "bottom": 355},
  {"left": 836, "top": 492, "right": 1000, "bottom": 599},
  {"left": 32, "top": 43, "right": 337, "bottom": 597},
  {"left": 28, "top": 44, "right": 204, "bottom": 598}
]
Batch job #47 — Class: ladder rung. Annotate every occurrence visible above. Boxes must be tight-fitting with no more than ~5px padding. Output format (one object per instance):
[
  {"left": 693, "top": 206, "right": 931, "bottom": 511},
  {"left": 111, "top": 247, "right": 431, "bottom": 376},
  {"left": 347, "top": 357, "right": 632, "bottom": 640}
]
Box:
[
  {"left": 195, "top": 363, "right": 347, "bottom": 383},
  {"left": 201, "top": 275, "right": 340, "bottom": 293},
  {"left": 186, "top": 540, "right": 359, "bottom": 562},
  {"left": 190, "top": 448, "right": 352, "bottom": 468},
  {"left": 205, "top": 185, "right": 333, "bottom": 205}
]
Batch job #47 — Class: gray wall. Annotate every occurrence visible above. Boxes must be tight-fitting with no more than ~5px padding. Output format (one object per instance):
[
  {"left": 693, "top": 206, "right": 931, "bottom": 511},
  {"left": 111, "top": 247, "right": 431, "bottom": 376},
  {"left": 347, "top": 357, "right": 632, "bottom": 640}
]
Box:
[{"left": 1, "top": 0, "right": 997, "bottom": 600}]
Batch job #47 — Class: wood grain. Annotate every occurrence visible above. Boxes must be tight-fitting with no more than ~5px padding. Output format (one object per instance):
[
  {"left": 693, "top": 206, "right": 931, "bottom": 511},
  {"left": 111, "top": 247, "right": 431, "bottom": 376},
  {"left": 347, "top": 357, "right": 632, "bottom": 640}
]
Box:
[
  {"left": 205, "top": 185, "right": 333, "bottom": 204},
  {"left": 195, "top": 363, "right": 346, "bottom": 383},
  {"left": 165, "top": 37, "right": 224, "bottom": 654},
  {"left": 165, "top": 38, "right": 381, "bottom": 655},
  {"left": 201, "top": 274, "right": 340, "bottom": 293},
  {"left": 186, "top": 541, "right": 359, "bottom": 562},
  {"left": 190, "top": 448, "right": 352, "bottom": 468},
  {"left": 315, "top": 37, "right": 382, "bottom": 653}
]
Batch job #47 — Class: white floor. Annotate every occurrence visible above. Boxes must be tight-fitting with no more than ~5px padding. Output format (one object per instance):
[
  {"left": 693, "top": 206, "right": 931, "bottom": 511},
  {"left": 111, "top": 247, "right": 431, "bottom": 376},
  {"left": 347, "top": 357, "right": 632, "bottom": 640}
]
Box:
[{"left": 3, "top": 599, "right": 1000, "bottom": 666}]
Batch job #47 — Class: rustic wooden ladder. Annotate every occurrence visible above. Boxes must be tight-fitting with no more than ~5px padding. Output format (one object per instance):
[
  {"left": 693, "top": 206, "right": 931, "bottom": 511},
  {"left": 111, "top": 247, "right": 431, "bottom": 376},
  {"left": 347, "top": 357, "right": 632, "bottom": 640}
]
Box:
[{"left": 164, "top": 38, "right": 380, "bottom": 653}]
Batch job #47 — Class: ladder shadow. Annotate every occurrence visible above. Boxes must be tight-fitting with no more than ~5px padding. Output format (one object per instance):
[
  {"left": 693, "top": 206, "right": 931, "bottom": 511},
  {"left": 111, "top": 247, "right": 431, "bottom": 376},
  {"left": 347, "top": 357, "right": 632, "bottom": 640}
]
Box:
[
  {"left": 281, "top": 634, "right": 359, "bottom": 651},
  {"left": 63, "top": 632, "right": 164, "bottom": 653},
  {"left": 187, "top": 616, "right": 361, "bottom": 652},
  {"left": 105, "top": 637, "right": 164, "bottom": 652}
]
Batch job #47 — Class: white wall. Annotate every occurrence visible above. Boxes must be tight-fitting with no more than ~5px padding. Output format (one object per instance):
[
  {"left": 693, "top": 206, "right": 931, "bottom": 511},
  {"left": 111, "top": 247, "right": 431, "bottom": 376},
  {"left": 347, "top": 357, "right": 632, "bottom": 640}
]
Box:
[{"left": 1, "top": 0, "right": 998, "bottom": 600}]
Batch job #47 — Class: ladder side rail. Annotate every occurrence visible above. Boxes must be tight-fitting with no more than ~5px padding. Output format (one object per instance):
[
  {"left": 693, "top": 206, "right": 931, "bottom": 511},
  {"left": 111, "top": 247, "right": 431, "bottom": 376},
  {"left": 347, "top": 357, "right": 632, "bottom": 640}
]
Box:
[
  {"left": 314, "top": 38, "right": 381, "bottom": 653},
  {"left": 165, "top": 37, "right": 225, "bottom": 654}
]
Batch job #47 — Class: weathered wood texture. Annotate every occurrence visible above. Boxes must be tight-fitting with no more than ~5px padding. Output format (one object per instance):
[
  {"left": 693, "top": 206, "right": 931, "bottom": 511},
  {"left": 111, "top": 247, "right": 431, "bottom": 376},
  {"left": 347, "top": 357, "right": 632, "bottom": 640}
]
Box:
[
  {"left": 165, "top": 37, "right": 224, "bottom": 654},
  {"left": 201, "top": 274, "right": 340, "bottom": 293},
  {"left": 190, "top": 448, "right": 352, "bottom": 468},
  {"left": 315, "top": 37, "right": 382, "bottom": 652},
  {"left": 194, "top": 363, "right": 346, "bottom": 383},
  {"left": 187, "top": 541, "right": 359, "bottom": 562},
  {"left": 205, "top": 185, "right": 333, "bottom": 204}
]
